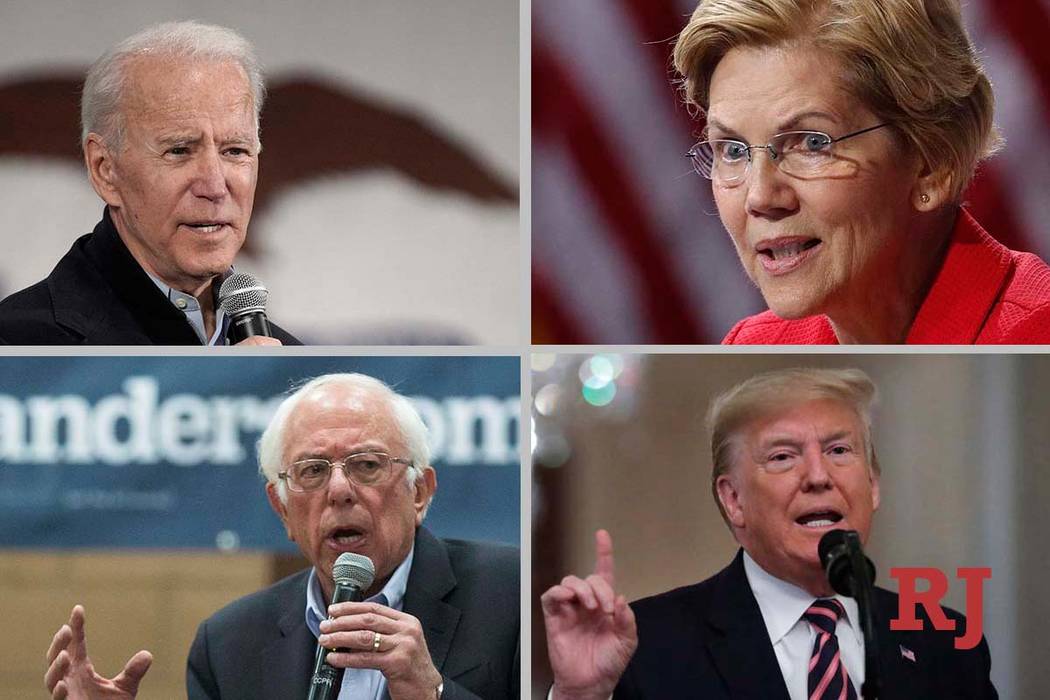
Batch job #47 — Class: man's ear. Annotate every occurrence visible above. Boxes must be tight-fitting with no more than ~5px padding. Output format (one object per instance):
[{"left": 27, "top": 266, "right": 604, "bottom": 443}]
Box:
[
  {"left": 716, "top": 474, "right": 746, "bottom": 529},
  {"left": 84, "top": 133, "right": 123, "bottom": 207},
  {"left": 265, "top": 482, "right": 293, "bottom": 541},
  {"left": 413, "top": 467, "right": 437, "bottom": 525}
]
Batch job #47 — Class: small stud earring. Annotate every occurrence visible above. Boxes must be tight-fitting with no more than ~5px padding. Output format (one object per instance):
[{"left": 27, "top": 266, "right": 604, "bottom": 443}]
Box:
[{"left": 920, "top": 193, "right": 931, "bottom": 204}]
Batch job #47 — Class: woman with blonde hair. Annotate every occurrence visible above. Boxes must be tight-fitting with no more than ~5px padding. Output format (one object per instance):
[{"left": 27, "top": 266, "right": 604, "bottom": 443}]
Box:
[{"left": 674, "top": 0, "right": 1050, "bottom": 343}]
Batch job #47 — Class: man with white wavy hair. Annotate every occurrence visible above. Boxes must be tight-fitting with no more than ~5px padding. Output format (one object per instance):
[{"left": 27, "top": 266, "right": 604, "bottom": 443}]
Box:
[
  {"left": 44, "top": 372, "right": 519, "bottom": 699},
  {"left": 0, "top": 20, "right": 296, "bottom": 345}
]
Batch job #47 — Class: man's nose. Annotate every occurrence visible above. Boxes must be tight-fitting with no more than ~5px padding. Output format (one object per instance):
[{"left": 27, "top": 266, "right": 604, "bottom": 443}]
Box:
[
  {"left": 190, "top": 148, "right": 229, "bottom": 200},
  {"left": 800, "top": 448, "right": 833, "bottom": 490},
  {"left": 744, "top": 150, "right": 798, "bottom": 219},
  {"left": 327, "top": 465, "right": 358, "bottom": 503}
]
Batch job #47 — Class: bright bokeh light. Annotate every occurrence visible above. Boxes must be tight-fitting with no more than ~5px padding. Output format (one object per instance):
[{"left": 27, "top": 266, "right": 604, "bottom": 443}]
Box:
[
  {"left": 534, "top": 383, "right": 563, "bottom": 416},
  {"left": 582, "top": 381, "right": 616, "bottom": 406},
  {"left": 588, "top": 355, "right": 615, "bottom": 383},
  {"left": 531, "top": 353, "right": 557, "bottom": 372}
]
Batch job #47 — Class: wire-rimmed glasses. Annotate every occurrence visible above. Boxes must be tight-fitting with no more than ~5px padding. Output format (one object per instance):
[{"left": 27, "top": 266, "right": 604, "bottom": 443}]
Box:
[
  {"left": 686, "top": 123, "right": 891, "bottom": 186},
  {"left": 278, "top": 451, "right": 413, "bottom": 492}
]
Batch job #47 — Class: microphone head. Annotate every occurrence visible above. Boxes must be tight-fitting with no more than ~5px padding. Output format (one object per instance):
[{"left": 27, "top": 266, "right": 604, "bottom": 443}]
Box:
[
  {"left": 333, "top": 552, "right": 376, "bottom": 591},
  {"left": 218, "top": 272, "right": 268, "bottom": 317},
  {"left": 818, "top": 528, "right": 852, "bottom": 569},
  {"left": 818, "top": 529, "right": 875, "bottom": 597}
]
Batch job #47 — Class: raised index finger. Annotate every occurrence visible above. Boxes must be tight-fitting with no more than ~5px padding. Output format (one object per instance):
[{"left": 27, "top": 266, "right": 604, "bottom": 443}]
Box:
[{"left": 593, "top": 529, "right": 617, "bottom": 587}]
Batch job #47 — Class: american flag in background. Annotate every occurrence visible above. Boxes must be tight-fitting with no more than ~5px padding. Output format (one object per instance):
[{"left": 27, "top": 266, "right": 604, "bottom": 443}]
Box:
[{"left": 531, "top": 0, "right": 1050, "bottom": 344}]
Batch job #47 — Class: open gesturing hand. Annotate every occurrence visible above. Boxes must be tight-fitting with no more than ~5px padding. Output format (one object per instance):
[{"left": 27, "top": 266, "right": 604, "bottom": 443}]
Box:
[{"left": 44, "top": 605, "right": 153, "bottom": 700}]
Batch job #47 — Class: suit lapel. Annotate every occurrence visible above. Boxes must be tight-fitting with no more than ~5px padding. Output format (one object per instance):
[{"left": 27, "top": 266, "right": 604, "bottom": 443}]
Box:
[
  {"left": 704, "top": 551, "right": 792, "bottom": 700},
  {"left": 258, "top": 571, "right": 316, "bottom": 700},
  {"left": 402, "top": 527, "right": 462, "bottom": 673}
]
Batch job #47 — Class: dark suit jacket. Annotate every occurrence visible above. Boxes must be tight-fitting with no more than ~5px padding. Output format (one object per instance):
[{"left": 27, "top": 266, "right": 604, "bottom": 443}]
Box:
[
  {"left": 0, "top": 208, "right": 300, "bottom": 345},
  {"left": 186, "top": 527, "right": 519, "bottom": 700},
  {"left": 614, "top": 550, "right": 996, "bottom": 699}
]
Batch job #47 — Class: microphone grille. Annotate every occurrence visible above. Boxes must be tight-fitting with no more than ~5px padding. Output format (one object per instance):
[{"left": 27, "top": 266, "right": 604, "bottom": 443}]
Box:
[
  {"left": 333, "top": 552, "right": 376, "bottom": 590},
  {"left": 818, "top": 529, "right": 849, "bottom": 567},
  {"left": 218, "top": 272, "right": 268, "bottom": 316}
]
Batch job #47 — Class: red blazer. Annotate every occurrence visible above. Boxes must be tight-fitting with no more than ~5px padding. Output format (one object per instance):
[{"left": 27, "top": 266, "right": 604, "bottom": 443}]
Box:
[{"left": 724, "top": 209, "right": 1050, "bottom": 344}]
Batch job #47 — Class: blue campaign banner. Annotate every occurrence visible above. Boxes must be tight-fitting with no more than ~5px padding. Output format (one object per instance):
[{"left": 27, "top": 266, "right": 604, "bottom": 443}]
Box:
[{"left": 0, "top": 356, "right": 520, "bottom": 551}]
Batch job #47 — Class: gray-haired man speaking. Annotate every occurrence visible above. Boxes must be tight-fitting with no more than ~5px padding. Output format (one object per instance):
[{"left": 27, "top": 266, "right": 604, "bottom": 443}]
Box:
[
  {"left": 44, "top": 372, "right": 518, "bottom": 699},
  {"left": 0, "top": 21, "right": 297, "bottom": 345}
]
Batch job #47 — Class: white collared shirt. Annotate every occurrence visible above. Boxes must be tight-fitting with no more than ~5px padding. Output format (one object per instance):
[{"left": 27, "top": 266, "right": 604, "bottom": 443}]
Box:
[
  {"left": 742, "top": 551, "right": 865, "bottom": 700},
  {"left": 305, "top": 546, "right": 415, "bottom": 700}
]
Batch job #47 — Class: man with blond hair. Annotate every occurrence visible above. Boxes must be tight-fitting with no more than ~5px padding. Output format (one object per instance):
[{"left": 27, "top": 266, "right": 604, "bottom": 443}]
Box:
[{"left": 542, "top": 368, "right": 996, "bottom": 699}]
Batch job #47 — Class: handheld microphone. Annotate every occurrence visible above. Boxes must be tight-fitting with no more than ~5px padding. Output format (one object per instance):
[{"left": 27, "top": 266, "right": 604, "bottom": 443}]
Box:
[
  {"left": 217, "top": 271, "right": 272, "bottom": 343},
  {"left": 818, "top": 529, "right": 876, "bottom": 596},
  {"left": 307, "top": 553, "right": 376, "bottom": 700}
]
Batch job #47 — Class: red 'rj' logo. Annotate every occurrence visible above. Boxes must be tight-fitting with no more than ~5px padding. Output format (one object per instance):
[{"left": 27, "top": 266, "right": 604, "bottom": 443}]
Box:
[{"left": 889, "top": 567, "right": 992, "bottom": 650}]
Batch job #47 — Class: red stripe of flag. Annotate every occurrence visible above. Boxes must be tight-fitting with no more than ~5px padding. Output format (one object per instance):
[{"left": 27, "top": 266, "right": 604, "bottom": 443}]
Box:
[
  {"left": 991, "top": 0, "right": 1050, "bottom": 119},
  {"left": 532, "top": 268, "right": 587, "bottom": 344},
  {"left": 533, "top": 37, "right": 703, "bottom": 342},
  {"left": 623, "top": 0, "right": 708, "bottom": 143}
]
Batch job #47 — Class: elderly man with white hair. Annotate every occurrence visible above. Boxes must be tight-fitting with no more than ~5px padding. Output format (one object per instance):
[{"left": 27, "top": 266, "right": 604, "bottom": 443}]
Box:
[
  {"left": 0, "top": 21, "right": 298, "bottom": 345},
  {"left": 44, "top": 372, "right": 520, "bottom": 699}
]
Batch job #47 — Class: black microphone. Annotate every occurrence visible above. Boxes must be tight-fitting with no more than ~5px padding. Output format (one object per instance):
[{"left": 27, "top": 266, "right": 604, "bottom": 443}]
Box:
[
  {"left": 308, "top": 553, "right": 376, "bottom": 700},
  {"left": 818, "top": 529, "right": 880, "bottom": 700},
  {"left": 818, "top": 529, "right": 876, "bottom": 596},
  {"left": 217, "top": 271, "right": 272, "bottom": 343}
]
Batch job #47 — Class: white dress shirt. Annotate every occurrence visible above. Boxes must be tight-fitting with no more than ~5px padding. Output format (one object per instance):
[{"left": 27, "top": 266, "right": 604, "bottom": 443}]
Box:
[{"left": 742, "top": 551, "right": 865, "bottom": 700}]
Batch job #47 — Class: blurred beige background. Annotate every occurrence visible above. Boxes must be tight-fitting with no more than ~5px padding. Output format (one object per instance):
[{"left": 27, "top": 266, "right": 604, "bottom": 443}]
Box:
[
  {"left": 532, "top": 353, "right": 1050, "bottom": 699},
  {"left": 1, "top": 549, "right": 310, "bottom": 699}
]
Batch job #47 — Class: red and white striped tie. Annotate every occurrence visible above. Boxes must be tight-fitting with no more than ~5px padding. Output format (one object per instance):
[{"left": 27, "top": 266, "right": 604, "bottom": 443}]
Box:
[{"left": 803, "top": 599, "right": 859, "bottom": 700}]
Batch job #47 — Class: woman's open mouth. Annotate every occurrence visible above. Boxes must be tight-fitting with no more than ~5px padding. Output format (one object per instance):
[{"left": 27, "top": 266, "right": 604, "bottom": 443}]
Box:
[{"left": 755, "top": 237, "right": 822, "bottom": 275}]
